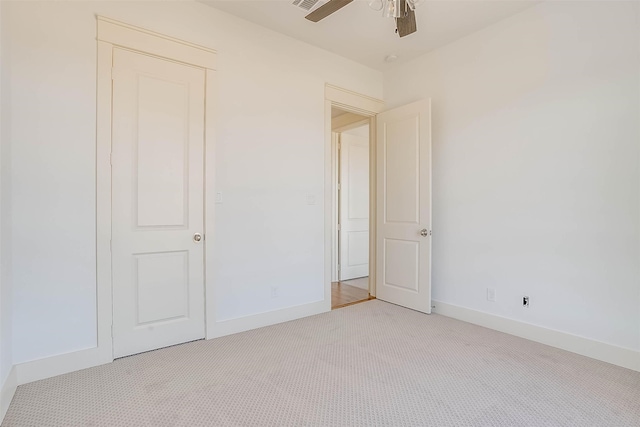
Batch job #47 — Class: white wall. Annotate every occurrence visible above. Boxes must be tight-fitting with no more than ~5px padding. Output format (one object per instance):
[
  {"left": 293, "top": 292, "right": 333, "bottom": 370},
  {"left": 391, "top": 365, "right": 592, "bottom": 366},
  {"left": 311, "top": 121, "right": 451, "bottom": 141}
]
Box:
[
  {"left": 0, "top": 0, "right": 3, "bottom": 385},
  {"left": 4, "top": 0, "right": 382, "bottom": 364},
  {"left": 0, "top": 0, "right": 13, "bottom": 389},
  {"left": 385, "top": 1, "right": 640, "bottom": 351}
]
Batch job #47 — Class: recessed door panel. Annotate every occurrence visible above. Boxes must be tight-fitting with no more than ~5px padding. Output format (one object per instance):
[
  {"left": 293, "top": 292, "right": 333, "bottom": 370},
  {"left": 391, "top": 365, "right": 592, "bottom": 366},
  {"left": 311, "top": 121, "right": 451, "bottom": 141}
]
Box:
[
  {"left": 136, "top": 75, "right": 189, "bottom": 228},
  {"left": 347, "top": 142, "right": 369, "bottom": 220},
  {"left": 136, "top": 251, "right": 189, "bottom": 325},
  {"left": 112, "top": 48, "right": 206, "bottom": 358},
  {"left": 383, "top": 239, "right": 419, "bottom": 292},
  {"left": 347, "top": 231, "right": 369, "bottom": 267},
  {"left": 384, "top": 116, "right": 420, "bottom": 225}
]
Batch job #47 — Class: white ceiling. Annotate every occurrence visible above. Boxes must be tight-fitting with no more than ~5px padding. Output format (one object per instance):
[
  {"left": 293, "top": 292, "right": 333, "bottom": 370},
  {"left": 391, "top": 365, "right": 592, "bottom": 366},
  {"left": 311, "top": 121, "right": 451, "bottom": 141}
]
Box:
[{"left": 201, "top": 0, "right": 539, "bottom": 70}]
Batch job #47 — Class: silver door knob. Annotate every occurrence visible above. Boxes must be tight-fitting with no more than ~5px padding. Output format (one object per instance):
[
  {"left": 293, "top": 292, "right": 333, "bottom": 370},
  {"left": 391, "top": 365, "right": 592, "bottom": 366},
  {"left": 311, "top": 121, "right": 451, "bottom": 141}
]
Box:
[
  {"left": 420, "top": 229, "right": 429, "bottom": 237},
  {"left": 193, "top": 233, "right": 202, "bottom": 242}
]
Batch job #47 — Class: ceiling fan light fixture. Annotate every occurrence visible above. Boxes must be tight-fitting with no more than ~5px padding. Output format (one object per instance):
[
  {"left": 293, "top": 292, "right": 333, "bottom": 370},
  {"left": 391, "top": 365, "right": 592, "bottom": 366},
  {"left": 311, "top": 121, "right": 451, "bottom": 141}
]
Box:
[
  {"left": 406, "top": 0, "right": 424, "bottom": 11},
  {"left": 368, "top": 0, "right": 384, "bottom": 12},
  {"left": 382, "top": 0, "right": 402, "bottom": 19},
  {"left": 304, "top": 0, "right": 418, "bottom": 38}
]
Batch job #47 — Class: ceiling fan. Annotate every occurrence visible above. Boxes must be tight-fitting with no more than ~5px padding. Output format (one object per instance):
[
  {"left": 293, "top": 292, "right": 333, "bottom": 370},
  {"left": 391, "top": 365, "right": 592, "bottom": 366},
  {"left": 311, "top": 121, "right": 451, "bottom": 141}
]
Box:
[{"left": 305, "top": 0, "right": 420, "bottom": 38}]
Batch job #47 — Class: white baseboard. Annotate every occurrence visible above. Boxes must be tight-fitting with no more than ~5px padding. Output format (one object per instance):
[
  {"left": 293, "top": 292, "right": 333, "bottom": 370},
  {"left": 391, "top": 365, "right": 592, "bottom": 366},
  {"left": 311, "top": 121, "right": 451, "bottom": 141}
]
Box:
[
  {"left": 15, "top": 346, "right": 110, "bottom": 386},
  {"left": 433, "top": 300, "right": 640, "bottom": 372},
  {"left": 208, "top": 299, "right": 328, "bottom": 339},
  {"left": 1, "top": 365, "right": 17, "bottom": 423},
  {"left": 12, "top": 300, "right": 328, "bottom": 387}
]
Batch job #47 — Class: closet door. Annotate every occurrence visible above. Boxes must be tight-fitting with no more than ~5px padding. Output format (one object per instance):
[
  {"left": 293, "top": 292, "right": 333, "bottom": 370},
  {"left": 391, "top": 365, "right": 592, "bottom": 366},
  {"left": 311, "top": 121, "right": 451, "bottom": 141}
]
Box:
[{"left": 111, "top": 48, "right": 206, "bottom": 358}]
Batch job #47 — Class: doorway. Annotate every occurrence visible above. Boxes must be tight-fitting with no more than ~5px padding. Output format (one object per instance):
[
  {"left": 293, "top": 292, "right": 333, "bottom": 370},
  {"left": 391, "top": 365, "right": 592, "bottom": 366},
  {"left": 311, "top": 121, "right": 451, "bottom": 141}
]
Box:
[
  {"left": 331, "top": 107, "right": 374, "bottom": 309},
  {"left": 323, "top": 85, "right": 432, "bottom": 315}
]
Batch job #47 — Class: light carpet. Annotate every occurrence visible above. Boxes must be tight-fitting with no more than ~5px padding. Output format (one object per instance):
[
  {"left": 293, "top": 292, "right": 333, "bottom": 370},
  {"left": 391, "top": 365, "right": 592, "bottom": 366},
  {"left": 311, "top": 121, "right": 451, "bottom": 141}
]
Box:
[{"left": 3, "top": 300, "right": 640, "bottom": 426}]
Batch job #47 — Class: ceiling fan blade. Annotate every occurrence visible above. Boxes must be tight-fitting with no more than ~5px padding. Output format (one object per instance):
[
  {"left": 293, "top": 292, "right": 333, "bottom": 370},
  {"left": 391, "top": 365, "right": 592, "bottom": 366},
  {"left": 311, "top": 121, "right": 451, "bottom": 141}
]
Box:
[
  {"left": 396, "top": 0, "right": 417, "bottom": 37},
  {"left": 305, "top": 0, "right": 353, "bottom": 23}
]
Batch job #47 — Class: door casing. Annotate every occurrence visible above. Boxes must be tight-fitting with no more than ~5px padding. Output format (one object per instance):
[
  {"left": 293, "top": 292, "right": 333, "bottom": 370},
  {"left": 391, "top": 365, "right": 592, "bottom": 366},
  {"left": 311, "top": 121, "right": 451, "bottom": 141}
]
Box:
[
  {"left": 324, "top": 85, "right": 384, "bottom": 308},
  {"left": 96, "top": 16, "right": 217, "bottom": 363}
]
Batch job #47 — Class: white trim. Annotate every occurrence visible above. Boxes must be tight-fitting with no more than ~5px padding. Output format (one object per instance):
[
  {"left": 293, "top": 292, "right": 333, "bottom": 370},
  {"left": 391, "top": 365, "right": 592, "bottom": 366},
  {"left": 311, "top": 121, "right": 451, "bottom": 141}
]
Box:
[
  {"left": 325, "top": 85, "right": 382, "bottom": 302},
  {"left": 95, "top": 39, "right": 114, "bottom": 365},
  {"left": 0, "top": 366, "right": 17, "bottom": 423},
  {"left": 324, "top": 99, "right": 333, "bottom": 311},
  {"left": 15, "top": 348, "right": 107, "bottom": 386},
  {"left": 368, "top": 115, "right": 377, "bottom": 297},
  {"left": 204, "top": 68, "right": 218, "bottom": 339},
  {"left": 433, "top": 300, "right": 640, "bottom": 372},
  {"left": 209, "top": 300, "right": 326, "bottom": 338},
  {"left": 331, "top": 132, "right": 339, "bottom": 283},
  {"left": 325, "top": 84, "right": 384, "bottom": 116},
  {"left": 96, "top": 16, "right": 216, "bottom": 70}
]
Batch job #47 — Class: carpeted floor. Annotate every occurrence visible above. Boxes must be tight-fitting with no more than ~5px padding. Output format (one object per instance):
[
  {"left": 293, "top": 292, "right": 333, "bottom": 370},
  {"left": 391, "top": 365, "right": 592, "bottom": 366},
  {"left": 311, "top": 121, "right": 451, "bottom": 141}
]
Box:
[{"left": 3, "top": 300, "right": 640, "bottom": 426}]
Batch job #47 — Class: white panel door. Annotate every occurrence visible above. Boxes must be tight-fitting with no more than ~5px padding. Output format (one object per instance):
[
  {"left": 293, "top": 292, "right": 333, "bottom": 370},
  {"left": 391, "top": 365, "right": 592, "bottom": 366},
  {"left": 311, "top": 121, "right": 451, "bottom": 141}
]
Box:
[
  {"left": 112, "top": 48, "right": 206, "bottom": 358},
  {"left": 339, "top": 130, "right": 369, "bottom": 281},
  {"left": 376, "top": 99, "right": 431, "bottom": 313}
]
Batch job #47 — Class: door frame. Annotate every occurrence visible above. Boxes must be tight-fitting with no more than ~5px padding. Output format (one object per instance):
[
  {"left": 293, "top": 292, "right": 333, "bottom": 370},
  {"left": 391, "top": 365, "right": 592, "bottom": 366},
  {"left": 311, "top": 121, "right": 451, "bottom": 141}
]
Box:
[
  {"left": 324, "top": 85, "right": 384, "bottom": 309},
  {"left": 96, "top": 16, "right": 217, "bottom": 362}
]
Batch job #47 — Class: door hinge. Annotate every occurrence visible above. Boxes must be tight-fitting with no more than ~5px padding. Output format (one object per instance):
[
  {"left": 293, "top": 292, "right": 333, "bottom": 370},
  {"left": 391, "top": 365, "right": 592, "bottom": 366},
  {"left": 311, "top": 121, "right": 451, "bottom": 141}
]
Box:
[
  {"left": 337, "top": 224, "right": 341, "bottom": 231},
  {"left": 109, "top": 152, "right": 113, "bottom": 165},
  {"left": 110, "top": 324, "right": 114, "bottom": 338},
  {"left": 337, "top": 264, "right": 341, "bottom": 271},
  {"left": 337, "top": 183, "right": 341, "bottom": 191},
  {"left": 109, "top": 239, "right": 112, "bottom": 252}
]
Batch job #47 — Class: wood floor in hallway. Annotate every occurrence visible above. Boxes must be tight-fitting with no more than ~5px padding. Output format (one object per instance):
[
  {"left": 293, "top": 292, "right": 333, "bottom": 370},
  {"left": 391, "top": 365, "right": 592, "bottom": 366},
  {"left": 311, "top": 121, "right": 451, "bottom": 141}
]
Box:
[{"left": 331, "top": 277, "right": 373, "bottom": 309}]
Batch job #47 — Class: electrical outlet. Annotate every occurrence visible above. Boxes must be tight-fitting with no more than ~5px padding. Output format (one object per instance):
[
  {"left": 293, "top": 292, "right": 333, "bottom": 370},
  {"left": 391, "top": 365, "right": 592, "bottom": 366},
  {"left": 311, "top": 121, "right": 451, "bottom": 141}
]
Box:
[
  {"left": 523, "top": 296, "right": 530, "bottom": 307},
  {"left": 270, "top": 286, "right": 279, "bottom": 298},
  {"left": 215, "top": 192, "right": 223, "bottom": 204},
  {"left": 487, "top": 287, "right": 496, "bottom": 302}
]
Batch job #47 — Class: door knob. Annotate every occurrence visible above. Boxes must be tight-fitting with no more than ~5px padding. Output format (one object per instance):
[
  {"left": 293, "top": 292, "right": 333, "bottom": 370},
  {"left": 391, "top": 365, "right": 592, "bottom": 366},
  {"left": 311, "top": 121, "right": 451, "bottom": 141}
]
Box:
[
  {"left": 420, "top": 229, "right": 429, "bottom": 237},
  {"left": 193, "top": 233, "right": 202, "bottom": 242}
]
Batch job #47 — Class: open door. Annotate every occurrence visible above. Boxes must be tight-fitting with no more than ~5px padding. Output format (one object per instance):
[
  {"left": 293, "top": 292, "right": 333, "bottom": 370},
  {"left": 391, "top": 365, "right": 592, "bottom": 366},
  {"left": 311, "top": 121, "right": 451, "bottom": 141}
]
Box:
[
  {"left": 376, "top": 99, "right": 432, "bottom": 313},
  {"left": 339, "top": 128, "right": 370, "bottom": 281}
]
